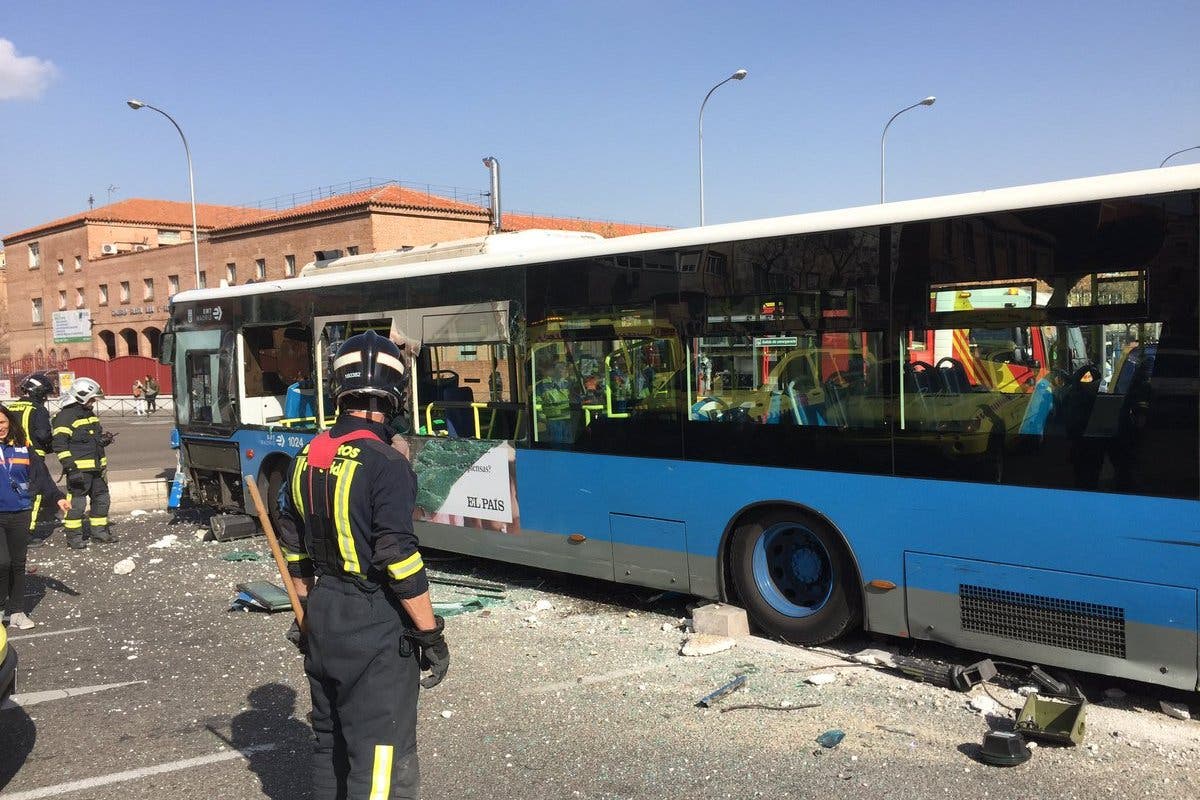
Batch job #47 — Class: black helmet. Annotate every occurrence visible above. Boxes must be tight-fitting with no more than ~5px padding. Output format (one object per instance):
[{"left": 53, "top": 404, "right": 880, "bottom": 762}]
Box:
[
  {"left": 20, "top": 372, "right": 53, "bottom": 400},
  {"left": 332, "top": 330, "right": 407, "bottom": 413}
]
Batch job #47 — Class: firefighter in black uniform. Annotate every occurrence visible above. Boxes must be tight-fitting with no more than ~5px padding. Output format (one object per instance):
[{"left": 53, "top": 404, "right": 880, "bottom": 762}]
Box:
[
  {"left": 277, "top": 330, "right": 449, "bottom": 800},
  {"left": 8, "top": 373, "right": 56, "bottom": 542},
  {"left": 51, "top": 377, "right": 114, "bottom": 548}
]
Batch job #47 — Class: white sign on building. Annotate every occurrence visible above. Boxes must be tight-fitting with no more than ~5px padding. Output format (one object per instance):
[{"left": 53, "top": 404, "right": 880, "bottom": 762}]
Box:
[{"left": 52, "top": 309, "right": 92, "bottom": 343}]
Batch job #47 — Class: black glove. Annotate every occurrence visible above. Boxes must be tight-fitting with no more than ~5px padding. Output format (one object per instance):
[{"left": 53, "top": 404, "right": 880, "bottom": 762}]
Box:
[
  {"left": 285, "top": 597, "right": 309, "bottom": 654},
  {"left": 409, "top": 616, "right": 449, "bottom": 689},
  {"left": 99, "top": 431, "right": 116, "bottom": 447}
]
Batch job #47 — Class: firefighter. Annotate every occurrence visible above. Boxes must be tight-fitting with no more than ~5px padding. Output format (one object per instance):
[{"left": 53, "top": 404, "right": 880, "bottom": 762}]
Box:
[
  {"left": 51, "top": 377, "right": 114, "bottom": 548},
  {"left": 277, "top": 330, "right": 449, "bottom": 800},
  {"left": 536, "top": 358, "right": 573, "bottom": 444},
  {"left": 7, "top": 373, "right": 56, "bottom": 542}
]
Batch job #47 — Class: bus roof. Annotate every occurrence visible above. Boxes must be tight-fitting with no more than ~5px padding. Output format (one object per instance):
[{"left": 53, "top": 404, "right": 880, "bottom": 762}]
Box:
[{"left": 172, "top": 163, "right": 1200, "bottom": 306}]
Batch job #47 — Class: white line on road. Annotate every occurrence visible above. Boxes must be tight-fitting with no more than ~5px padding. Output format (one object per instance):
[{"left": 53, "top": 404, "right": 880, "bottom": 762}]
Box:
[
  {"left": 1, "top": 744, "right": 277, "bottom": 800},
  {"left": 2, "top": 680, "right": 148, "bottom": 710},
  {"left": 6, "top": 626, "right": 96, "bottom": 642}
]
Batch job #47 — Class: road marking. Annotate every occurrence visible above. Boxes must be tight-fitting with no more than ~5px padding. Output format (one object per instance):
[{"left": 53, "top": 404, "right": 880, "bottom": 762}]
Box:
[
  {"left": 6, "top": 626, "right": 95, "bottom": 642},
  {"left": 1, "top": 744, "right": 277, "bottom": 800},
  {"left": 520, "top": 663, "right": 670, "bottom": 695},
  {"left": 2, "top": 680, "right": 148, "bottom": 710}
]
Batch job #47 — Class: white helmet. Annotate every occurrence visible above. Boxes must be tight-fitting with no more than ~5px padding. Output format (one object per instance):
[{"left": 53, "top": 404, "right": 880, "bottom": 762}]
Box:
[{"left": 65, "top": 377, "right": 103, "bottom": 406}]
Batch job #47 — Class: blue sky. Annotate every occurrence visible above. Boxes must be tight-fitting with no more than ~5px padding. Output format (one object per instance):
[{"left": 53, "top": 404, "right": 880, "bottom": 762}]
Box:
[{"left": 1, "top": 1, "right": 1197, "bottom": 237}]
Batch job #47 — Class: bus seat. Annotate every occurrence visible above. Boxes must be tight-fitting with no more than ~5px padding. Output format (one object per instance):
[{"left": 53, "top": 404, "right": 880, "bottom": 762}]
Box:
[{"left": 442, "top": 385, "right": 475, "bottom": 436}]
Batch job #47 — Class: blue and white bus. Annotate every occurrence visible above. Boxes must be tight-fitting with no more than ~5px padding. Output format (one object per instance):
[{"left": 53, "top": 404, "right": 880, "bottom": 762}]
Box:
[{"left": 163, "top": 166, "right": 1199, "bottom": 689}]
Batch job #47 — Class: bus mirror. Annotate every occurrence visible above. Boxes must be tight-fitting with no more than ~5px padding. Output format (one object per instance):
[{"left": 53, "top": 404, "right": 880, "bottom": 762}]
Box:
[{"left": 159, "top": 332, "right": 175, "bottom": 366}]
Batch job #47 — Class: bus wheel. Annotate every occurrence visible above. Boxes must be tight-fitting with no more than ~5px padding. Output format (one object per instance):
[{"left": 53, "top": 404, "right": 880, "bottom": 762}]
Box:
[
  {"left": 729, "top": 510, "right": 860, "bottom": 644},
  {"left": 259, "top": 464, "right": 287, "bottom": 532}
]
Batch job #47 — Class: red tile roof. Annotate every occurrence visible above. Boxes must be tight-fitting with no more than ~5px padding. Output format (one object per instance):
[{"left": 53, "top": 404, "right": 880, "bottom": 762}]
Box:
[
  {"left": 501, "top": 212, "right": 669, "bottom": 238},
  {"left": 214, "top": 185, "right": 488, "bottom": 234},
  {"left": 3, "top": 199, "right": 272, "bottom": 242}
]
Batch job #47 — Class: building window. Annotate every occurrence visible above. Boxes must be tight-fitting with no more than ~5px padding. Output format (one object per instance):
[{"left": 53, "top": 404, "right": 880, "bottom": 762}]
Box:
[
  {"left": 120, "top": 280, "right": 131, "bottom": 303},
  {"left": 255, "top": 258, "right": 266, "bottom": 280},
  {"left": 58, "top": 290, "right": 67, "bottom": 309},
  {"left": 28, "top": 242, "right": 40, "bottom": 268},
  {"left": 31, "top": 297, "right": 43, "bottom": 324},
  {"left": 99, "top": 284, "right": 109, "bottom": 306},
  {"left": 57, "top": 258, "right": 64, "bottom": 274},
  {"left": 314, "top": 249, "right": 342, "bottom": 261},
  {"left": 74, "top": 255, "right": 82, "bottom": 271},
  {"left": 285, "top": 254, "right": 296, "bottom": 277},
  {"left": 76, "top": 288, "right": 85, "bottom": 308},
  {"left": 157, "top": 229, "right": 182, "bottom": 245},
  {"left": 168, "top": 274, "right": 180, "bottom": 295},
  {"left": 198, "top": 270, "right": 207, "bottom": 289},
  {"left": 144, "top": 278, "right": 155, "bottom": 301},
  {"left": 226, "top": 263, "right": 237, "bottom": 284},
  {"left": 347, "top": 246, "right": 360, "bottom": 256}
]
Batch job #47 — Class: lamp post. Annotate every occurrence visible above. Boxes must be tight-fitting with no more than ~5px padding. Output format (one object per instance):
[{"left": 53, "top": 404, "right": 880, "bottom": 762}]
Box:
[
  {"left": 880, "top": 96, "right": 936, "bottom": 203},
  {"left": 698, "top": 68, "right": 748, "bottom": 226},
  {"left": 1159, "top": 146, "right": 1200, "bottom": 168},
  {"left": 126, "top": 99, "right": 201, "bottom": 287}
]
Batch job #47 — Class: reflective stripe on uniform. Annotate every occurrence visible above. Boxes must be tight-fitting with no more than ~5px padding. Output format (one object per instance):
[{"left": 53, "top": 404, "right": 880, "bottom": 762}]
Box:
[
  {"left": 75, "top": 458, "right": 97, "bottom": 469},
  {"left": 280, "top": 545, "right": 309, "bottom": 563},
  {"left": 368, "top": 744, "right": 394, "bottom": 800},
  {"left": 333, "top": 460, "right": 361, "bottom": 574},
  {"left": 89, "top": 516, "right": 108, "bottom": 526},
  {"left": 63, "top": 518, "right": 83, "bottom": 530},
  {"left": 290, "top": 455, "right": 307, "bottom": 521},
  {"left": 29, "top": 494, "right": 42, "bottom": 531},
  {"left": 72, "top": 416, "right": 99, "bottom": 427},
  {"left": 53, "top": 426, "right": 73, "bottom": 436},
  {"left": 387, "top": 551, "right": 424, "bottom": 581}
]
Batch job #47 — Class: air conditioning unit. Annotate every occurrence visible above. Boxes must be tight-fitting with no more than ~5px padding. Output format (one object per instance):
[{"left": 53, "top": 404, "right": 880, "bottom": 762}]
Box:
[
  {"left": 133, "top": 244, "right": 149, "bottom": 252},
  {"left": 100, "top": 243, "right": 119, "bottom": 255}
]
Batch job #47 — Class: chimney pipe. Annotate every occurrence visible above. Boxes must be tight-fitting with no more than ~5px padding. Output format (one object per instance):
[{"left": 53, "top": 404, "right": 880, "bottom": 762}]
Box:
[{"left": 482, "top": 156, "right": 501, "bottom": 234}]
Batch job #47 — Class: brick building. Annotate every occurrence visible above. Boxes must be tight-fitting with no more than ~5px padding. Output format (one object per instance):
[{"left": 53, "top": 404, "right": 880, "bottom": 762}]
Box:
[{"left": 1, "top": 185, "right": 663, "bottom": 368}]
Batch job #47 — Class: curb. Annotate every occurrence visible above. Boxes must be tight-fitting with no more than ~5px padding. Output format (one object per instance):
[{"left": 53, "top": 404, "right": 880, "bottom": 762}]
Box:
[{"left": 108, "top": 477, "right": 172, "bottom": 514}]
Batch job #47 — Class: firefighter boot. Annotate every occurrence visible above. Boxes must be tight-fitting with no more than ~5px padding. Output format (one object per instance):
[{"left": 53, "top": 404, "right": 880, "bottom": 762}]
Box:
[
  {"left": 91, "top": 526, "right": 118, "bottom": 544},
  {"left": 67, "top": 535, "right": 87, "bottom": 550}
]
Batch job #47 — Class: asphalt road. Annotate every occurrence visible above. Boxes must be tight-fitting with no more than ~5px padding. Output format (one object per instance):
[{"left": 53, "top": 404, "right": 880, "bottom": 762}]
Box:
[{"left": 1, "top": 511, "right": 1197, "bottom": 800}]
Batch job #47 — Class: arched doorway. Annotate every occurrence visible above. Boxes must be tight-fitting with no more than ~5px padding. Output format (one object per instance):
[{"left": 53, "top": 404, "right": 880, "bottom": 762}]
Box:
[
  {"left": 62, "top": 348, "right": 71, "bottom": 360},
  {"left": 98, "top": 330, "right": 117, "bottom": 359},
  {"left": 119, "top": 328, "right": 139, "bottom": 357},
  {"left": 142, "top": 327, "right": 162, "bottom": 360},
  {"left": 49, "top": 348, "right": 57, "bottom": 363}
]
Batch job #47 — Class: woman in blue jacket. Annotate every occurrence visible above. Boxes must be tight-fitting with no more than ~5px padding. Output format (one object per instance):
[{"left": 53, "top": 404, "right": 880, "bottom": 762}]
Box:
[{"left": 1, "top": 403, "right": 69, "bottom": 630}]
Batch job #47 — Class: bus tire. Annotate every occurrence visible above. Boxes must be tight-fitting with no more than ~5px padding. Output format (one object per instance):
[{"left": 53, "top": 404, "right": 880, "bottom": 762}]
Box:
[
  {"left": 729, "top": 509, "right": 861, "bottom": 645},
  {"left": 259, "top": 462, "right": 287, "bottom": 533}
]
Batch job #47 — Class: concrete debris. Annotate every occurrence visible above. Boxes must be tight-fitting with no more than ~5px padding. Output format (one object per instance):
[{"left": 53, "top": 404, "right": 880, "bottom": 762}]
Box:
[
  {"left": 440, "top": 710, "right": 454, "bottom": 719},
  {"left": 148, "top": 558, "right": 163, "bottom": 565},
  {"left": 149, "top": 534, "right": 179, "bottom": 549},
  {"left": 849, "top": 648, "right": 896, "bottom": 667},
  {"left": 1018, "top": 685, "right": 1039, "bottom": 697},
  {"left": 1159, "top": 701, "right": 1191, "bottom": 721},
  {"left": 113, "top": 558, "right": 136, "bottom": 575},
  {"left": 805, "top": 673, "right": 837, "bottom": 687},
  {"left": 692, "top": 603, "right": 750, "bottom": 638},
  {"left": 968, "top": 695, "right": 999, "bottom": 716},
  {"left": 129, "top": 509, "right": 149, "bottom": 517},
  {"left": 194, "top": 530, "right": 208, "bottom": 542},
  {"left": 1104, "top": 687, "right": 1128, "bottom": 700},
  {"left": 534, "top": 599, "right": 554, "bottom": 612},
  {"left": 660, "top": 622, "right": 676, "bottom": 632},
  {"left": 680, "top": 634, "right": 736, "bottom": 657}
]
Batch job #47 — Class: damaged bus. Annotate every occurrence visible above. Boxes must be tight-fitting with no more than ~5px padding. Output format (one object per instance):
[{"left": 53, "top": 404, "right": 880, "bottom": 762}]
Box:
[{"left": 163, "top": 166, "right": 1199, "bottom": 690}]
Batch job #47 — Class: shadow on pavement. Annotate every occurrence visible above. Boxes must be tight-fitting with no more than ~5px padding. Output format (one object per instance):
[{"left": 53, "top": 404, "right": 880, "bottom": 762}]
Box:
[
  {"left": 24, "top": 572, "right": 80, "bottom": 615},
  {"left": 227, "top": 682, "right": 313, "bottom": 800},
  {"left": 0, "top": 701, "right": 37, "bottom": 791}
]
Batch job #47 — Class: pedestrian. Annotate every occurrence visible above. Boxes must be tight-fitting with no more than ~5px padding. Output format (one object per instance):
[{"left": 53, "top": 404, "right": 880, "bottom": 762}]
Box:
[
  {"left": 1, "top": 403, "right": 70, "bottom": 629},
  {"left": 6, "top": 373, "right": 58, "bottom": 545},
  {"left": 144, "top": 374, "right": 160, "bottom": 414},
  {"left": 132, "top": 378, "right": 145, "bottom": 416},
  {"left": 51, "top": 378, "right": 115, "bottom": 547},
  {"left": 277, "top": 330, "right": 448, "bottom": 800}
]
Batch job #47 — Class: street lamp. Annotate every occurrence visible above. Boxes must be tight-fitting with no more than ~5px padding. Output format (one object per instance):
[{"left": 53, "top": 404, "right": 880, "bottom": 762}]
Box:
[
  {"left": 126, "top": 99, "right": 201, "bottom": 287},
  {"left": 880, "top": 95, "right": 936, "bottom": 203},
  {"left": 698, "top": 68, "right": 748, "bottom": 226},
  {"left": 1159, "top": 145, "right": 1200, "bottom": 168}
]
